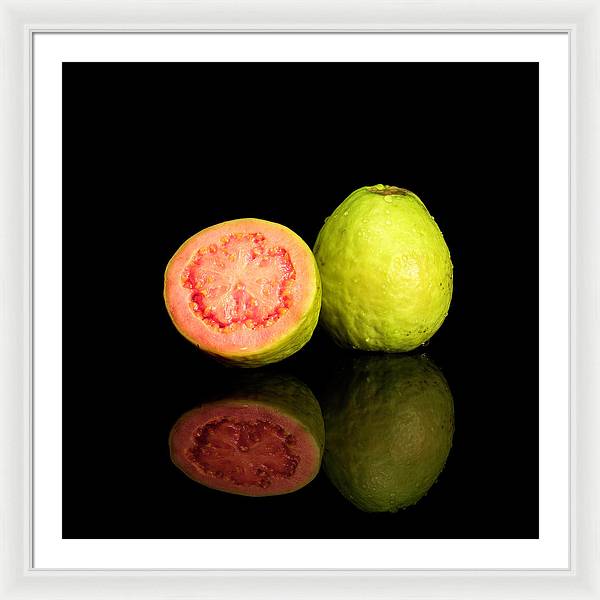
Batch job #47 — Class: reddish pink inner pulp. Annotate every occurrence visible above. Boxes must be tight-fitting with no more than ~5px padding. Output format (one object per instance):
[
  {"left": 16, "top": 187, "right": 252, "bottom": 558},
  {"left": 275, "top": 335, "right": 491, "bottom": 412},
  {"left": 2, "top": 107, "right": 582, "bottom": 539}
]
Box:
[
  {"left": 187, "top": 418, "right": 300, "bottom": 489},
  {"left": 181, "top": 233, "right": 296, "bottom": 332}
]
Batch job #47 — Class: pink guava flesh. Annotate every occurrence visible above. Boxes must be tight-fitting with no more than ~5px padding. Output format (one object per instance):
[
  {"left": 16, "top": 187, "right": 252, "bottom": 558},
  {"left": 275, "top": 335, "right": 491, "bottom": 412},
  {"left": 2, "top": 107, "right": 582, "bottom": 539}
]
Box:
[
  {"left": 181, "top": 232, "right": 296, "bottom": 332},
  {"left": 169, "top": 402, "right": 322, "bottom": 496},
  {"left": 188, "top": 418, "right": 299, "bottom": 489}
]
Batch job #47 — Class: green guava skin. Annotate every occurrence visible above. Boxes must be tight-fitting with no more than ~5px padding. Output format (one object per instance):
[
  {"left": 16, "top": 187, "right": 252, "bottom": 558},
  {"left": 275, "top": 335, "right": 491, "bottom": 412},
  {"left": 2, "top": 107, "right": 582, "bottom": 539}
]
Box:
[
  {"left": 313, "top": 185, "right": 453, "bottom": 352},
  {"left": 323, "top": 355, "right": 454, "bottom": 512}
]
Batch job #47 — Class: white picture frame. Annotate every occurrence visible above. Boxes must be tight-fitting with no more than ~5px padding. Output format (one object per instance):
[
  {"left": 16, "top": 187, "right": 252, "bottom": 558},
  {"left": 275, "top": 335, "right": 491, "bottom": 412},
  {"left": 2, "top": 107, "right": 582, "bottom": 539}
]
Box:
[{"left": 1, "top": 1, "right": 598, "bottom": 598}]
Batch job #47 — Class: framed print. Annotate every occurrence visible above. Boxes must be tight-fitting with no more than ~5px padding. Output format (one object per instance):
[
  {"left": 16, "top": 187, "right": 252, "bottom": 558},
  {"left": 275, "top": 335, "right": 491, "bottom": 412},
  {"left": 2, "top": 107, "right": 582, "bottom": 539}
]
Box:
[{"left": 0, "top": 1, "right": 598, "bottom": 599}]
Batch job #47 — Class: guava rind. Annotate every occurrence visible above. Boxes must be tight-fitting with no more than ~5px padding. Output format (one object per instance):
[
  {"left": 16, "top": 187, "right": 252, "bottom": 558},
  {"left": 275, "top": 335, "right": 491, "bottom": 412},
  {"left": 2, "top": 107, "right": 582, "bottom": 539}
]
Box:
[
  {"left": 164, "top": 218, "right": 321, "bottom": 368},
  {"left": 323, "top": 355, "right": 454, "bottom": 512},
  {"left": 313, "top": 185, "right": 453, "bottom": 352},
  {"left": 169, "top": 373, "right": 325, "bottom": 496}
]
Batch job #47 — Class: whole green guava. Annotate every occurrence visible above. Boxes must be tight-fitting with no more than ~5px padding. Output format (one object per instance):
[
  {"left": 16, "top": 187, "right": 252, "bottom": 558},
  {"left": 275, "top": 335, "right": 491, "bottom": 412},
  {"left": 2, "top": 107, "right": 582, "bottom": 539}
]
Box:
[
  {"left": 323, "top": 354, "right": 454, "bottom": 512},
  {"left": 313, "top": 185, "right": 453, "bottom": 351}
]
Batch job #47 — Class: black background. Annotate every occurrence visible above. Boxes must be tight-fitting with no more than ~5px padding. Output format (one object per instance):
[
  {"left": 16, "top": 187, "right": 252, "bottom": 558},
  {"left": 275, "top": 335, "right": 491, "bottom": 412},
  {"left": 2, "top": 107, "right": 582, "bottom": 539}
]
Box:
[{"left": 62, "top": 62, "right": 539, "bottom": 539}]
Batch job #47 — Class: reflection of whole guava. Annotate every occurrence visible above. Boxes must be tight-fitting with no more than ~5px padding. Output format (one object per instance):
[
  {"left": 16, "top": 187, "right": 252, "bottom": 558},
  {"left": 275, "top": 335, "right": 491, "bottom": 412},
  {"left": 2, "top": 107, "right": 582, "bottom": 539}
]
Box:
[
  {"left": 323, "top": 355, "right": 454, "bottom": 512},
  {"left": 313, "top": 185, "right": 453, "bottom": 351},
  {"left": 169, "top": 373, "right": 325, "bottom": 496}
]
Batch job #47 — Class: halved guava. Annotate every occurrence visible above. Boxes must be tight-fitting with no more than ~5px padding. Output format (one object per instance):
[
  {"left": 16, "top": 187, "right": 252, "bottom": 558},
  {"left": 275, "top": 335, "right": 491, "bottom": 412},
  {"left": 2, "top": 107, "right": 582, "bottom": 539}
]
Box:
[
  {"left": 323, "top": 355, "right": 454, "bottom": 512},
  {"left": 314, "top": 185, "right": 453, "bottom": 352},
  {"left": 169, "top": 374, "right": 325, "bottom": 496},
  {"left": 164, "top": 218, "right": 321, "bottom": 367}
]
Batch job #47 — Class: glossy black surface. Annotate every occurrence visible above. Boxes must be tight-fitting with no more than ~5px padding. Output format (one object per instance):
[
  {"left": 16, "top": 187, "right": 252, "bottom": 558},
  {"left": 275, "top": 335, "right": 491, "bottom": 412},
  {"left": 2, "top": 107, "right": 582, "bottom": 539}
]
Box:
[{"left": 62, "top": 62, "right": 538, "bottom": 538}]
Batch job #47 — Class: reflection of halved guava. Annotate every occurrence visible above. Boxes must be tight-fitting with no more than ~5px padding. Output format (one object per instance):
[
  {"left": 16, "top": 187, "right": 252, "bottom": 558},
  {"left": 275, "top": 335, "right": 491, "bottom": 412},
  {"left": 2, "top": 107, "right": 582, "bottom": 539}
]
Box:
[
  {"left": 164, "top": 219, "right": 321, "bottom": 367},
  {"left": 169, "top": 374, "right": 325, "bottom": 496},
  {"left": 323, "top": 355, "right": 454, "bottom": 512},
  {"left": 314, "top": 185, "right": 453, "bottom": 351}
]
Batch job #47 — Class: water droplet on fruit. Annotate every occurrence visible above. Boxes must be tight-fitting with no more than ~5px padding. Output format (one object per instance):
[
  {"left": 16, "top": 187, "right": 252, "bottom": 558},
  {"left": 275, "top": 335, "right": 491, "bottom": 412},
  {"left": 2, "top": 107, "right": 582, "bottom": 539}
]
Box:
[
  {"left": 365, "top": 337, "right": 370, "bottom": 343},
  {"left": 385, "top": 220, "right": 391, "bottom": 225},
  {"left": 384, "top": 197, "right": 393, "bottom": 204}
]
